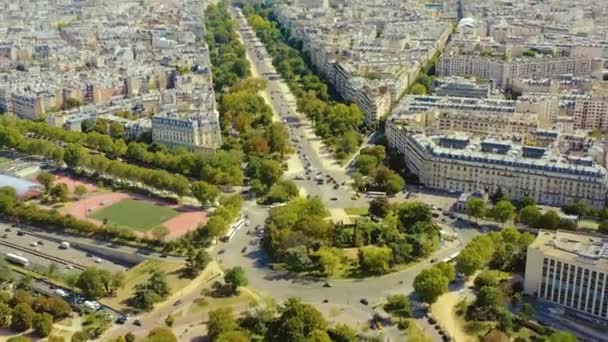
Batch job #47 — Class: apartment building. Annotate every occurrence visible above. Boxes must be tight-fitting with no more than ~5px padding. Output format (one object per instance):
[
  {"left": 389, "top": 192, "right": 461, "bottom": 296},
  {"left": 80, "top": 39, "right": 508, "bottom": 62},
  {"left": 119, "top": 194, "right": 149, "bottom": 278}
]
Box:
[
  {"left": 437, "top": 54, "right": 593, "bottom": 89},
  {"left": 151, "top": 108, "right": 221, "bottom": 151},
  {"left": 385, "top": 131, "right": 608, "bottom": 209},
  {"left": 573, "top": 96, "right": 608, "bottom": 131},
  {"left": 524, "top": 230, "right": 608, "bottom": 325}
]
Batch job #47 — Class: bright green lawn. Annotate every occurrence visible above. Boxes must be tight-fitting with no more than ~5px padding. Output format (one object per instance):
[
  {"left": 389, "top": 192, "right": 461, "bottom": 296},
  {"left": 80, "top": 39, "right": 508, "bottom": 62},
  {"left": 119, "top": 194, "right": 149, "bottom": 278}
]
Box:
[
  {"left": 89, "top": 199, "right": 178, "bottom": 231},
  {"left": 579, "top": 219, "right": 599, "bottom": 230},
  {"left": 344, "top": 207, "right": 368, "bottom": 216}
]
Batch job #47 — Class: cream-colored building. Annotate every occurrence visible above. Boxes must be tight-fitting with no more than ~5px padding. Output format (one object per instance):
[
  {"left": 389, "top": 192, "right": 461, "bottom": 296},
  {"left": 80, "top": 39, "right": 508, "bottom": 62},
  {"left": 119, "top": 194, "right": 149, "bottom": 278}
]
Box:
[
  {"left": 437, "top": 54, "right": 593, "bottom": 89},
  {"left": 525, "top": 230, "right": 608, "bottom": 323},
  {"left": 385, "top": 131, "right": 608, "bottom": 209},
  {"left": 151, "top": 108, "right": 221, "bottom": 151}
]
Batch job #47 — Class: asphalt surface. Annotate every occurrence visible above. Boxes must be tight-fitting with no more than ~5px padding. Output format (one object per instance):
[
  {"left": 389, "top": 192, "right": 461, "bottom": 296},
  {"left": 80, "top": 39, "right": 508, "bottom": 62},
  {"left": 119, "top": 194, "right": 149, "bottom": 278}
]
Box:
[
  {"left": 214, "top": 10, "right": 487, "bottom": 339},
  {"left": 0, "top": 222, "right": 126, "bottom": 273}
]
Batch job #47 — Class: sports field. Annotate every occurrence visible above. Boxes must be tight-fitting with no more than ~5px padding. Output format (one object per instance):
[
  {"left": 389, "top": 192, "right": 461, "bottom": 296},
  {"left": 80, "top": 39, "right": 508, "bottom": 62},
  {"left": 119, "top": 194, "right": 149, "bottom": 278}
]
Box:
[{"left": 89, "top": 199, "right": 179, "bottom": 231}]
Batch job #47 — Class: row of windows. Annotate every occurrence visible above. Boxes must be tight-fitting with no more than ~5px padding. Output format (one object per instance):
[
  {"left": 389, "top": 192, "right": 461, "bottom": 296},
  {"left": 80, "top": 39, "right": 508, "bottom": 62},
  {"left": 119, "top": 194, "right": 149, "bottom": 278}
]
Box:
[{"left": 540, "top": 258, "right": 608, "bottom": 318}]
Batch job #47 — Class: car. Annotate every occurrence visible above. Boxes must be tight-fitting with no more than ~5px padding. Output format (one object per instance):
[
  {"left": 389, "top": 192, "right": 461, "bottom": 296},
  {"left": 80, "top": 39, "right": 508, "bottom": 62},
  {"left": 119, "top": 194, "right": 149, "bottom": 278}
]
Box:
[
  {"left": 173, "top": 299, "right": 182, "bottom": 306},
  {"left": 333, "top": 185, "right": 339, "bottom": 190},
  {"left": 66, "top": 265, "right": 74, "bottom": 270},
  {"left": 218, "top": 249, "right": 225, "bottom": 255},
  {"left": 442, "top": 335, "right": 451, "bottom": 341},
  {"left": 241, "top": 247, "right": 247, "bottom": 253},
  {"left": 430, "top": 258, "right": 438, "bottom": 263},
  {"left": 16, "top": 231, "right": 24, "bottom": 236},
  {"left": 360, "top": 298, "right": 369, "bottom": 306},
  {"left": 323, "top": 282, "right": 331, "bottom": 288},
  {"left": 427, "top": 317, "right": 436, "bottom": 324},
  {"left": 10, "top": 224, "right": 15, "bottom": 228},
  {"left": 94, "top": 257, "right": 103, "bottom": 263},
  {"left": 37, "top": 241, "right": 44, "bottom": 245},
  {"left": 438, "top": 330, "right": 446, "bottom": 336},
  {"left": 322, "top": 299, "right": 329, "bottom": 303},
  {"left": 160, "top": 254, "right": 168, "bottom": 258},
  {"left": 30, "top": 242, "right": 38, "bottom": 247},
  {"left": 0, "top": 234, "right": 6, "bottom": 239},
  {"left": 4, "top": 228, "right": 10, "bottom": 232},
  {"left": 330, "top": 197, "right": 338, "bottom": 201},
  {"left": 86, "top": 253, "right": 92, "bottom": 257},
  {"left": 133, "top": 320, "right": 142, "bottom": 326}
]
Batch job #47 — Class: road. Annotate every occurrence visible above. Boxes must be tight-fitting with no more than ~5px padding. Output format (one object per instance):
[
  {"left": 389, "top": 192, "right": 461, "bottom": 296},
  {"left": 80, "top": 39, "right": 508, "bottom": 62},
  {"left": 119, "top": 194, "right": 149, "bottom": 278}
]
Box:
[
  {"left": 223, "top": 8, "right": 482, "bottom": 337},
  {"left": 0, "top": 221, "right": 127, "bottom": 273}
]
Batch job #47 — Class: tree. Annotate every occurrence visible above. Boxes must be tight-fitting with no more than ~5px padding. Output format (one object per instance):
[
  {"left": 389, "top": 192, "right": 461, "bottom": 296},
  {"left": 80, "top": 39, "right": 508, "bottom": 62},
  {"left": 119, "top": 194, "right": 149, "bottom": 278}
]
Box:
[
  {"left": 307, "top": 330, "right": 331, "bottom": 342},
  {"left": 141, "top": 327, "right": 178, "bottom": 342},
  {"left": 150, "top": 226, "right": 170, "bottom": 241},
  {"left": 192, "top": 181, "right": 220, "bottom": 208},
  {"left": 599, "top": 220, "right": 608, "bottom": 234},
  {"left": 358, "top": 246, "right": 392, "bottom": 275},
  {"left": 11, "top": 303, "right": 34, "bottom": 332},
  {"left": 125, "top": 332, "right": 135, "bottom": 342},
  {"left": 7, "top": 337, "right": 32, "bottom": 342},
  {"left": 369, "top": 197, "right": 391, "bottom": 218},
  {"left": 224, "top": 266, "right": 248, "bottom": 294},
  {"left": 456, "top": 246, "right": 484, "bottom": 276},
  {"left": 466, "top": 198, "right": 485, "bottom": 222},
  {"left": 474, "top": 270, "right": 502, "bottom": 288},
  {"left": 71, "top": 331, "right": 89, "bottom": 342},
  {"left": 208, "top": 307, "right": 240, "bottom": 341},
  {"left": 547, "top": 331, "right": 578, "bottom": 342},
  {"left": 383, "top": 294, "right": 412, "bottom": 321},
  {"left": 36, "top": 171, "right": 54, "bottom": 191},
  {"left": 315, "top": 247, "right": 343, "bottom": 276},
  {"left": 434, "top": 261, "right": 456, "bottom": 282},
  {"left": 538, "top": 210, "right": 560, "bottom": 229},
  {"left": 216, "top": 331, "right": 250, "bottom": 342},
  {"left": 48, "top": 337, "right": 66, "bottom": 342},
  {"left": 0, "top": 258, "right": 13, "bottom": 284},
  {"left": 397, "top": 201, "right": 431, "bottom": 231},
  {"left": 327, "top": 323, "right": 358, "bottom": 342},
  {"left": 414, "top": 267, "right": 449, "bottom": 304},
  {"left": 0, "top": 302, "right": 12, "bottom": 327},
  {"left": 268, "top": 298, "right": 327, "bottom": 342},
  {"left": 490, "top": 187, "right": 507, "bottom": 204},
  {"left": 520, "top": 303, "right": 534, "bottom": 321},
  {"left": 491, "top": 200, "right": 516, "bottom": 226},
  {"left": 410, "top": 83, "right": 427, "bottom": 95},
  {"left": 50, "top": 183, "right": 69, "bottom": 202},
  {"left": 76, "top": 267, "right": 107, "bottom": 298},
  {"left": 74, "top": 185, "right": 88, "bottom": 197},
  {"left": 109, "top": 122, "right": 125, "bottom": 139},
  {"left": 82, "top": 312, "right": 112, "bottom": 338},
  {"left": 185, "top": 248, "right": 212, "bottom": 277},
  {"left": 519, "top": 205, "right": 541, "bottom": 227},
  {"left": 476, "top": 286, "right": 504, "bottom": 308},
  {"left": 33, "top": 312, "right": 53, "bottom": 337}
]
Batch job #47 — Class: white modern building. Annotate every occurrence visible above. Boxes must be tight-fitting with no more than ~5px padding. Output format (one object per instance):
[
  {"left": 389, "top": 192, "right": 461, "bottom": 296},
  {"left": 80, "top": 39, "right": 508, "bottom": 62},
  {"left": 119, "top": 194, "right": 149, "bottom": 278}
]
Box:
[{"left": 525, "top": 230, "right": 608, "bottom": 324}]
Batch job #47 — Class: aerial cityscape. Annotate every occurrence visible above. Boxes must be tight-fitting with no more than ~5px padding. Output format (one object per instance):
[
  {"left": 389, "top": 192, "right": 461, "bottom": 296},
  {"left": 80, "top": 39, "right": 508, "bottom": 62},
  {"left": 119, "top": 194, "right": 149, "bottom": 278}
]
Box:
[{"left": 0, "top": 0, "right": 606, "bottom": 341}]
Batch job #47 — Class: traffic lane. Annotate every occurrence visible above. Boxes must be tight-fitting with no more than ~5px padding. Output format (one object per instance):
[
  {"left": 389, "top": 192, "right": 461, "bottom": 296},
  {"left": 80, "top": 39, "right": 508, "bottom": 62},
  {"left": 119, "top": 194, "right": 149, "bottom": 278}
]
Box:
[
  {"left": 0, "top": 223, "right": 127, "bottom": 272},
  {"left": 220, "top": 210, "right": 465, "bottom": 308}
]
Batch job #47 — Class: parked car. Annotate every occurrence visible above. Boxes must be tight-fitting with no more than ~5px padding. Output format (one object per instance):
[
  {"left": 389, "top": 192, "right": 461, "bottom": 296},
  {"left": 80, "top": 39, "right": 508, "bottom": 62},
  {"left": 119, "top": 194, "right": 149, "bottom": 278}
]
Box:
[{"left": 360, "top": 298, "right": 369, "bottom": 305}]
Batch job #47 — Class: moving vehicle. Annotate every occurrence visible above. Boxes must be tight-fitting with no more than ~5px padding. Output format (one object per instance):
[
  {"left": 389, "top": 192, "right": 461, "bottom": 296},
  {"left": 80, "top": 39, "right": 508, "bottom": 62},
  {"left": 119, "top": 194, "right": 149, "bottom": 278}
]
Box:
[
  {"left": 366, "top": 191, "right": 387, "bottom": 198},
  {"left": 59, "top": 241, "right": 70, "bottom": 249},
  {"left": 6, "top": 253, "right": 29, "bottom": 267}
]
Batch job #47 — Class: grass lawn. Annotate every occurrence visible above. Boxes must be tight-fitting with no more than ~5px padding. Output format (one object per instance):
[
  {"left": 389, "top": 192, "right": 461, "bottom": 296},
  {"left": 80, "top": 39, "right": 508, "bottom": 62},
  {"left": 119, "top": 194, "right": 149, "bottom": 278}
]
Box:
[
  {"left": 344, "top": 207, "right": 368, "bottom": 216},
  {"left": 101, "top": 259, "right": 189, "bottom": 310},
  {"left": 89, "top": 199, "right": 178, "bottom": 231},
  {"left": 406, "top": 320, "right": 432, "bottom": 342},
  {"left": 0, "top": 156, "right": 11, "bottom": 165},
  {"left": 579, "top": 219, "right": 599, "bottom": 230}
]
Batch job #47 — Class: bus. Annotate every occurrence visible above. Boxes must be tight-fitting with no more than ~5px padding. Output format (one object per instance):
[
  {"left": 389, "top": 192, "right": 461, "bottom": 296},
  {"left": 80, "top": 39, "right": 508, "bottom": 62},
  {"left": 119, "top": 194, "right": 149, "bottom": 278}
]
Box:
[
  {"left": 6, "top": 253, "right": 29, "bottom": 267},
  {"left": 366, "top": 191, "right": 387, "bottom": 198},
  {"left": 441, "top": 252, "right": 460, "bottom": 264},
  {"left": 221, "top": 219, "right": 248, "bottom": 242}
]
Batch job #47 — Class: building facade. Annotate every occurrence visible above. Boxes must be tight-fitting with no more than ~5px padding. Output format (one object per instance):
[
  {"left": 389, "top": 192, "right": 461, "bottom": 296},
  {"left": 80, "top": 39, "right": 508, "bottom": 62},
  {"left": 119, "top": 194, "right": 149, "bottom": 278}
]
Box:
[
  {"left": 524, "top": 230, "right": 608, "bottom": 324},
  {"left": 385, "top": 130, "right": 608, "bottom": 209},
  {"left": 151, "top": 109, "right": 221, "bottom": 151}
]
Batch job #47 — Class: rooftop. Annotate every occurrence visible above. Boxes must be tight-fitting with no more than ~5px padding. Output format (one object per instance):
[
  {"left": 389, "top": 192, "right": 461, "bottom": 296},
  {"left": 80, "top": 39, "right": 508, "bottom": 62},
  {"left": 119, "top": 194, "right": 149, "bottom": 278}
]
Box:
[{"left": 532, "top": 230, "right": 608, "bottom": 271}]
